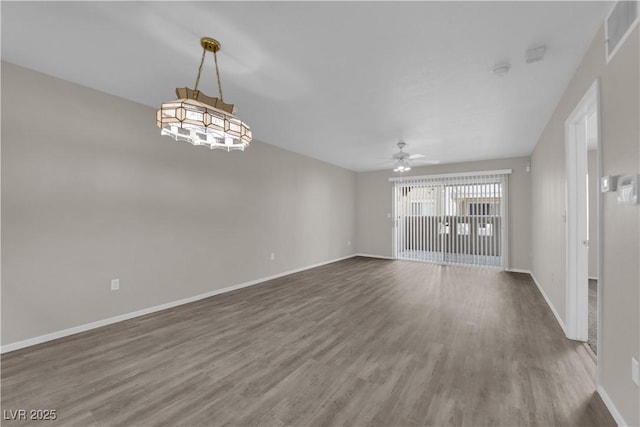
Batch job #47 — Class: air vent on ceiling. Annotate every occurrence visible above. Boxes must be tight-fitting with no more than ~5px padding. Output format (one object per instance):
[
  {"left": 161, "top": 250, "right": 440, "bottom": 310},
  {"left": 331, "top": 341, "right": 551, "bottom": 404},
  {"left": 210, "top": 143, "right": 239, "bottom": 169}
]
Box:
[{"left": 605, "top": 0, "right": 639, "bottom": 62}]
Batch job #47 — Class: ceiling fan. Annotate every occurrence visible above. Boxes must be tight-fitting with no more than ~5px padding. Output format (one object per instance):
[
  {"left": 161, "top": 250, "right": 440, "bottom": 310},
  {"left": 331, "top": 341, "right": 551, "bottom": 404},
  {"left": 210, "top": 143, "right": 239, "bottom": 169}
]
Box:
[{"left": 382, "top": 141, "right": 439, "bottom": 172}]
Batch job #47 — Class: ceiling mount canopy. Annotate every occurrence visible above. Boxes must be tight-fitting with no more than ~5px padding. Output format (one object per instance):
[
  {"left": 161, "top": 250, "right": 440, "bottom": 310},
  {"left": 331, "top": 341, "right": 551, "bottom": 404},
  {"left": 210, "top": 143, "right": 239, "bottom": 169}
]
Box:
[
  {"left": 156, "top": 37, "right": 252, "bottom": 151},
  {"left": 199, "top": 37, "right": 221, "bottom": 53}
]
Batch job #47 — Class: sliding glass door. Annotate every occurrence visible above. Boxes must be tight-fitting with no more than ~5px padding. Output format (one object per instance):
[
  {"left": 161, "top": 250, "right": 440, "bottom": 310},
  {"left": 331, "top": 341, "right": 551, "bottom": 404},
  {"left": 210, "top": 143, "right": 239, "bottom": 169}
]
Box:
[{"left": 392, "top": 171, "right": 510, "bottom": 268}]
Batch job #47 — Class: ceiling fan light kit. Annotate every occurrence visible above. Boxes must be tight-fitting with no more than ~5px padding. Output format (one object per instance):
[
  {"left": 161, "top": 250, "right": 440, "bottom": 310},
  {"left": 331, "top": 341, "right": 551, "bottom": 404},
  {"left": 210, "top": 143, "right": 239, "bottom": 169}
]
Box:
[
  {"left": 388, "top": 141, "right": 438, "bottom": 173},
  {"left": 393, "top": 142, "right": 411, "bottom": 172},
  {"left": 157, "top": 37, "right": 252, "bottom": 151},
  {"left": 394, "top": 160, "right": 412, "bottom": 173}
]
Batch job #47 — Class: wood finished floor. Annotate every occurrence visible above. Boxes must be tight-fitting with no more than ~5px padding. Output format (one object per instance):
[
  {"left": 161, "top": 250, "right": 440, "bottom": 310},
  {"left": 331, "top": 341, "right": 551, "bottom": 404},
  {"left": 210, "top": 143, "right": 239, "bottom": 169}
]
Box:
[
  {"left": 588, "top": 279, "right": 597, "bottom": 355},
  {"left": 1, "top": 257, "right": 615, "bottom": 427}
]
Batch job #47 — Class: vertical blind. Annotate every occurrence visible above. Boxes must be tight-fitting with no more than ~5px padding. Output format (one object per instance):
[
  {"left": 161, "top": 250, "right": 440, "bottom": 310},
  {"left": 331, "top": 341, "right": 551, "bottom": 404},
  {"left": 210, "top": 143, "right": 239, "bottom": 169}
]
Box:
[{"left": 391, "top": 170, "right": 511, "bottom": 269}]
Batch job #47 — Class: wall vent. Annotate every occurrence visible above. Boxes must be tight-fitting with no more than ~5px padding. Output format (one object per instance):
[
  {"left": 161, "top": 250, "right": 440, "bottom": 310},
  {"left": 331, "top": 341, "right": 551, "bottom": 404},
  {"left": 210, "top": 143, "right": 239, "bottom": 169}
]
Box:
[{"left": 605, "top": 1, "right": 639, "bottom": 62}]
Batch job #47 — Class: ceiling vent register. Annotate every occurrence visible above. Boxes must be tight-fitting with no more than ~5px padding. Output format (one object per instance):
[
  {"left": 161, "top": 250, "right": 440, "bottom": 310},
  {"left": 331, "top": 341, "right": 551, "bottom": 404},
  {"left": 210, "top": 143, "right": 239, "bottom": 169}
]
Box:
[{"left": 605, "top": 0, "right": 638, "bottom": 62}]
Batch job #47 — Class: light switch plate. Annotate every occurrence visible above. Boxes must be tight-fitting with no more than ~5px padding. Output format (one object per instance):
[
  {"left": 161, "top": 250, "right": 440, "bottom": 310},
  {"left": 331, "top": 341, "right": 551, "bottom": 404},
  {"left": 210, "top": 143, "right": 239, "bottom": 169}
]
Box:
[
  {"left": 601, "top": 175, "right": 616, "bottom": 192},
  {"left": 632, "top": 357, "right": 639, "bottom": 386}
]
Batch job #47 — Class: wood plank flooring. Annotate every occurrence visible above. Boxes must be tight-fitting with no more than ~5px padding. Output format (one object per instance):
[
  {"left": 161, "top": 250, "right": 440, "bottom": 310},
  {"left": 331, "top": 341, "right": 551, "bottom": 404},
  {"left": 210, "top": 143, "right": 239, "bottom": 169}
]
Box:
[
  {"left": 588, "top": 279, "right": 597, "bottom": 355},
  {"left": 1, "top": 257, "right": 615, "bottom": 426}
]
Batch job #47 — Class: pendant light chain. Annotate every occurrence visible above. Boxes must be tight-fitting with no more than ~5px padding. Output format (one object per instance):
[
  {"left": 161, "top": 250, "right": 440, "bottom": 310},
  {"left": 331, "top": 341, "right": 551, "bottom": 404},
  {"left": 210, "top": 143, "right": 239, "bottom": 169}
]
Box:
[
  {"left": 192, "top": 47, "right": 224, "bottom": 102},
  {"left": 193, "top": 48, "right": 207, "bottom": 93},
  {"left": 213, "top": 50, "right": 224, "bottom": 102}
]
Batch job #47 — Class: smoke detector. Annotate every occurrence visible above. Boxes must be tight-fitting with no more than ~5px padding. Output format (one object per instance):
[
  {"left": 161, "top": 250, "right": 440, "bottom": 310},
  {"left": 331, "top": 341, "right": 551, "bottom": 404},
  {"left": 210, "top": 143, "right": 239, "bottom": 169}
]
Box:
[{"left": 492, "top": 62, "right": 511, "bottom": 77}]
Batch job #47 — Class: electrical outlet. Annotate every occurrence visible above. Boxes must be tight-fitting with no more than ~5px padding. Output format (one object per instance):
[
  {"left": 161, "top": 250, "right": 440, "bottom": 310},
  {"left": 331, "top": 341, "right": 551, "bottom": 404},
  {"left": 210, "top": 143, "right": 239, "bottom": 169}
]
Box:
[
  {"left": 270, "top": 252, "right": 275, "bottom": 261},
  {"left": 632, "top": 357, "right": 639, "bottom": 386},
  {"left": 110, "top": 279, "right": 120, "bottom": 291}
]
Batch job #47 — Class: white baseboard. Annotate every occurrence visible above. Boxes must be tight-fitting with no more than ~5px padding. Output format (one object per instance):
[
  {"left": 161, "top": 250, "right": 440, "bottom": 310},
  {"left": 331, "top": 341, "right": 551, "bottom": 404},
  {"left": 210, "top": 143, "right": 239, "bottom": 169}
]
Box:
[
  {"left": 1, "top": 254, "right": 357, "bottom": 354},
  {"left": 597, "top": 384, "right": 629, "bottom": 427},
  {"left": 528, "top": 272, "right": 567, "bottom": 335},
  {"left": 505, "top": 268, "right": 532, "bottom": 274},
  {"left": 355, "top": 253, "right": 395, "bottom": 260}
]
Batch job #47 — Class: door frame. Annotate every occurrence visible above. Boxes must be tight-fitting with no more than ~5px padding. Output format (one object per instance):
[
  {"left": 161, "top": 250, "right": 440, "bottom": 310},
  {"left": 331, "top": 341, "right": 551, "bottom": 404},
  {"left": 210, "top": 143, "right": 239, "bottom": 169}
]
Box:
[{"left": 564, "top": 79, "right": 600, "bottom": 342}]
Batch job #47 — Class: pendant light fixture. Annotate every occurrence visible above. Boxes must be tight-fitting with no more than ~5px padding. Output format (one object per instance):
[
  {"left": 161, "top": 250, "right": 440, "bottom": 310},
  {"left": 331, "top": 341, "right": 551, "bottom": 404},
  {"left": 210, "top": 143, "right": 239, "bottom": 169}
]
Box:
[{"left": 156, "top": 37, "right": 252, "bottom": 151}]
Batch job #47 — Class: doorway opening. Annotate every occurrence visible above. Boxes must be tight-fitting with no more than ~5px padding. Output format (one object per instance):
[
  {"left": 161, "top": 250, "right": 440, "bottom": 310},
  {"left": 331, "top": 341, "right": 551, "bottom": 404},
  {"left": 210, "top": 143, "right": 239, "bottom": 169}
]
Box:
[
  {"left": 565, "top": 79, "right": 600, "bottom": 362},
  {"left": 587, "top": 120, "right": 599, "bottom": 355}
]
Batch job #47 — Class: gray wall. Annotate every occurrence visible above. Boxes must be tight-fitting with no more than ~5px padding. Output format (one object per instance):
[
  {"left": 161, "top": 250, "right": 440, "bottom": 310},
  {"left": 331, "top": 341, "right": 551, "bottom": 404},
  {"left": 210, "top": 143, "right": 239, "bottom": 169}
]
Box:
[
  {"left": 530, "top": 25, "right": 639, "bottom": 426},
  {"left": 1, "top": 62, "right": 357, "bottom": 346},
  {"left": 356, "top": 156, "right": 531, "bottom": 271}
]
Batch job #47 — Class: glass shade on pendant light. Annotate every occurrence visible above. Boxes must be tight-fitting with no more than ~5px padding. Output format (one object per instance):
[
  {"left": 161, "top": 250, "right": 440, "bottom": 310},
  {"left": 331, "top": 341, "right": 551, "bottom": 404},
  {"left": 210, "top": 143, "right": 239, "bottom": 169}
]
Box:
[
  {"left": 157, "top": 90, "right": 251, "bottom": 151},
  {"left": 157, "top": 37, "right": 252, "bottom": 152}
]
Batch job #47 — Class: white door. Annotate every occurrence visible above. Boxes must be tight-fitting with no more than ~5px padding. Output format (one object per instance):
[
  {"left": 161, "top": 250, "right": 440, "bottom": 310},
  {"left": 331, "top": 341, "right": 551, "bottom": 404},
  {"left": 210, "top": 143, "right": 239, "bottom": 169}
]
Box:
[{"left": 565, "top": 80, "right": 599, "bottom": 342}]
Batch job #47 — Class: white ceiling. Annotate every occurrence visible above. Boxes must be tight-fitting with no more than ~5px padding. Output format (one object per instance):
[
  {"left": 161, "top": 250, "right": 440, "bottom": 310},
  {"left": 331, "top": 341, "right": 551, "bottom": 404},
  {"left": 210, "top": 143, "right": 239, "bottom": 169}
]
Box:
[{"left": 1, "top": 1, "right": 611, "bottom": 171}]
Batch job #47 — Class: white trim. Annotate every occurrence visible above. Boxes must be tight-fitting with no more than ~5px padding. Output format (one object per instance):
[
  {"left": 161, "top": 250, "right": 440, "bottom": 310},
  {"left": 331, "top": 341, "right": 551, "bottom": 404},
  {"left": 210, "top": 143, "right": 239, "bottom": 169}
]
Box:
[
  {"left": 502, "top": 174, "right": 510, "bottom": 270},
  {"left": 388, "top": 169, "right": 512, "bottom": 182},
  {"left": 597, "top": 384, "right": 629, "bottom": 427},
  {"left": 355, "top": 253, "right": 395, "bottom": 260},
  {"left": 1, "top": 254, "right": 357, "bottom": 354},
  {"left": 530, "top": 272, "right": 567, "bottom": 335},
  {"left": 589, "top": 276, "right": 599, "bottom": 281},
  {"left": 605, "top": 0, "right": 639, "bottom": 64},
  {"left": 505, "top": 268, "right": 531, "bottom": 274},
  {"left": 565, "top": 79, "right": 599, "bottom": 342},
  {"left": 392, "top": 182, "right": 398, "bottom": 259},
  {"left": 595, "top": 73, "right": 604, "bottom": 388}
]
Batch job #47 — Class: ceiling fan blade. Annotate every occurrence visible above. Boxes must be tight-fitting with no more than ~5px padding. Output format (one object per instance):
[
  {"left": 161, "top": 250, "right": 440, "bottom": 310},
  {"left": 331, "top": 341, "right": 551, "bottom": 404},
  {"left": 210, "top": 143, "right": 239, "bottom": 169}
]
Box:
[
  {"left": 413, "top": 159, "right": 440, "bottom": 165},
  {"left": 409, "top": 154, "right": 425, "bottom": 160}
]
